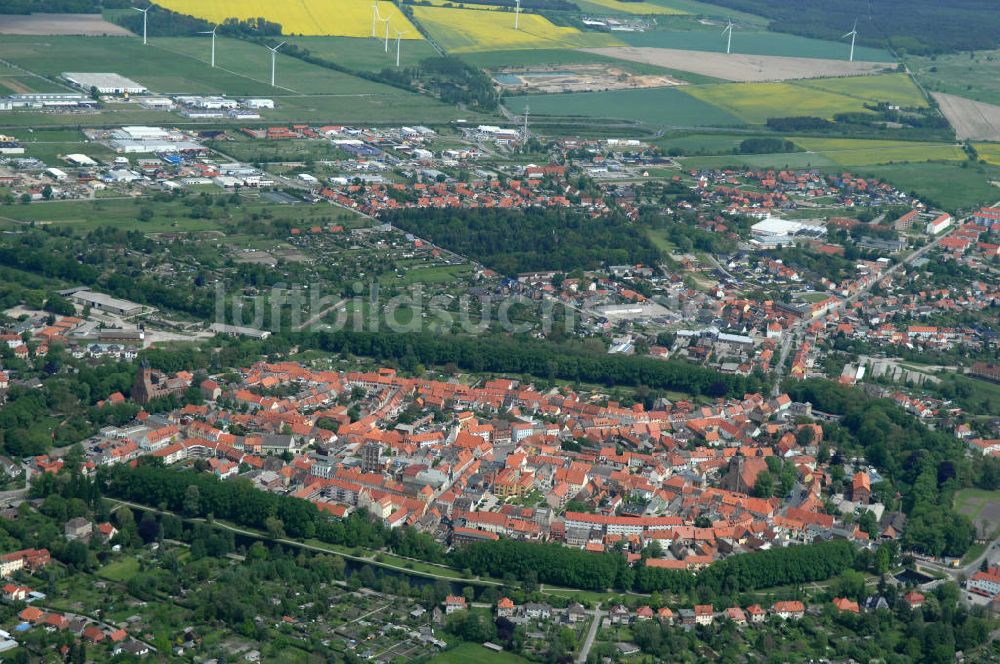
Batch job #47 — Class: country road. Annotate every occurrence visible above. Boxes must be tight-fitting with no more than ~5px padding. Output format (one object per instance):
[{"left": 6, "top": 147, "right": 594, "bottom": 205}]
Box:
[{"left": 577, "top": 603, "right": 603, "bottom": 664}]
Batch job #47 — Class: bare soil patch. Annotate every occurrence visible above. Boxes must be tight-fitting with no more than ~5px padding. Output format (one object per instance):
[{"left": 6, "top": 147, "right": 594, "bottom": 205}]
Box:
[
  {"left": 582, "top": 46, "right": 894, "bottom": 82},
  {"left": 493, "top": 64, "right": 682, "bottom": 93},
  {"left": 0, "top": 13, "right": 133, "bottom": 36},
  {"left": 933, "top": 92, "right": 1000, "bottom": 141}
]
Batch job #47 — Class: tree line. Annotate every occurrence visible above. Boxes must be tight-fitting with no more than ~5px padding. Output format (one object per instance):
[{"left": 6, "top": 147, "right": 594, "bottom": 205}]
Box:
[{"left": 313, "top": 329, "right": 763, "bottom": 398}]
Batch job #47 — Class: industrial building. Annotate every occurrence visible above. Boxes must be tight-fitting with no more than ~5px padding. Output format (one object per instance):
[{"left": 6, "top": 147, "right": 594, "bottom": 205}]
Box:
[
  {"left": 62, "top": 73, "right": 147, "bottom": 95},
  {"left": 64, "top": 289, "right": 146, "bottom": 318}
]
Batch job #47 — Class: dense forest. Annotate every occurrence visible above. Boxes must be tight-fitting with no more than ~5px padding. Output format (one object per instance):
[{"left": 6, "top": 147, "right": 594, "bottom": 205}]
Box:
[
  {"left": 385, "top": 208, "right": 661, "bottom": 275},
  {"left": 699, "top": 0, "right": 1000, "bottom": 54},
  {"left": 785, "top": 379, "right": 975, "bottom": 557}
]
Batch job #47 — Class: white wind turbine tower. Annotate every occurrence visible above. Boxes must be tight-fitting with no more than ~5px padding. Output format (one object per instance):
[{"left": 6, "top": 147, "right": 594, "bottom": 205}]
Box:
[
  {"left": 384, "top": 16, "right": 392, "bottom": 52},
  {"left": 267, "top": 41, "right": 286, "bottom": 87},
  {"left": 722, "top": 19, "right": 733, "bottom": 55},
  {"left": 134, "top": 6, "right": 151, "bottom": 45},
  {"left": 372, "top": 0, "right": 380, "bottom": 38},
  {"left": 199, "top": 24, "right": 219, "bottom": 67},
  {"left": 514, "top": 0, "right": 521, "bottom": 30},
  {"left": 843, "top": 19, "right": 858, "bottom": 62},
  {"left": 395, "top": 30, "right": 407, "bottom": 67}
]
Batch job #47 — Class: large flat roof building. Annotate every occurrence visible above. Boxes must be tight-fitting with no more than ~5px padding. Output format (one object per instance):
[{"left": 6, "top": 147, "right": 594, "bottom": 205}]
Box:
[
  {"left": 66, "top": 289, "right": 145, "bottom": 318},
  {"left": 62, "top": 73, "right": 147, "bottom": 95}
]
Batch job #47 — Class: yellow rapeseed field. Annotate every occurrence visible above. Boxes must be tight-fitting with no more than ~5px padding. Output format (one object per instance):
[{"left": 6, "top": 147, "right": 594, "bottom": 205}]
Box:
[
  {"left": 577, "top": 0, "right": 688, "bottom": 16},
  {"left": 973, "top": 143, "right": 1000, "bottom": 166},
  {"left": 412, "top": 5, "right": 620, "bottom": 52},
  {"left": 156, "top": 0, "right": 422, "bottom": 39}
]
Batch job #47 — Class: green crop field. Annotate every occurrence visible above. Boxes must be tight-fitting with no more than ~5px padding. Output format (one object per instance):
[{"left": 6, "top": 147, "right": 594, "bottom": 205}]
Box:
[
  {"left": 790, "top": 73, "right": 928, "bottom": 108},
  {"left": 794, "top": 138, "right": 965, "bottom": 166},
  {"left": 684, "top": 75, "right": 924, "bottom": 125},
  {"left": 682, "top": 152, "right": 838, "bottom": 170},
  {"left": 286, "top": 36, "right": 440, "bottom": 71},
  {"left": 504, "top": 86, "right": 742, "bottom": 127},
  {"left": 617, "top": 25, "right": 893, "bottom": 62}
]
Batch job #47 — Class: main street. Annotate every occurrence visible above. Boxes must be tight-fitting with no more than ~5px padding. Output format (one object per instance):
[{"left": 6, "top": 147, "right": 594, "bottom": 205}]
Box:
[{"left": 771, "top": 220, "right": 963, "bottom": 395}]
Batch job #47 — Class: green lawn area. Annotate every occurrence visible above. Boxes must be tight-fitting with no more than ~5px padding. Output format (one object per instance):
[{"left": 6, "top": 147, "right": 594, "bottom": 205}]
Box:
[
  {"left": 430, "top": 642, "right": 532, "bottom": 663},
  {"left": 97, "top": 557, "right": 141, "bottom": 582}
]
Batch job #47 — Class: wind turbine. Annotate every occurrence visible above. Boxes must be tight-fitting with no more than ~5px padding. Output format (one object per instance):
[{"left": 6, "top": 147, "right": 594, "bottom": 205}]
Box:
[
  {"left": 842, "top": 19, "right": 858, "bottom": 62},
  {"left": 372, "top": 0, "right": 380, "bottom": 38},
  {"left": 133, "top": 6, "right": 151, "bottom": 45},
  {"left": 722, "top": 19, "right": 733, "bottom": 55},
  {"left": 384, "top": 16, "right": 391, "bottom": 53},
  {"left": 199, "top": 24, "right": 219, "bottom": 67},
  {"left": 514, "top": 0, "right": 521, "bottom": 30},
  {"left": 395, "top": 30, "right": 407, "bottom": 67},
  {"left": 267, "top": 41, "right": 285, "bottom": 87}
]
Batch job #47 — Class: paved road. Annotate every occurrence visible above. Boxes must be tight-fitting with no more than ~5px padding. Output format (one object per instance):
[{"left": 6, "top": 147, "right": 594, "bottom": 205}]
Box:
[{"left": 577, "top": 603, "right": 603, "bottom": 664}]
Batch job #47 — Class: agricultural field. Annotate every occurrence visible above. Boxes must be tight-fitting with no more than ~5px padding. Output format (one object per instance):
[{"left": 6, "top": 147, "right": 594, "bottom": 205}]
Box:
[
  {"left": 156, "top": 0, "right": 422, "bottom": 39},
  {"left": 932, "top": 92, "right": 1000, "bottom": 142},
  {"left": 974, "top": 142, "right": 1000, "bottom": 165},
  {"left": 615, "top": 25, "right": 893, "bottom": 62},
  {"left": 504, "top": 86, "right": 741, "bottom": 126},
  {"left": 0, "top": 35, "right": 468, "bottom": 126},
  {"left": 684, "top": 75, "right": 925, "bottom": 125},
  {"left": 286, "top": 36, "right": 440, "bottom": 71},
  {"left": 584, "top": 47, "right": 891, "bottom": 82},
  {"left": 0, "top": 34, "right": 277, "bottom": 96},
  {"left": 0, "top": 13, "right": 133, "bottom": 36},
  {"left": 793, "top": 138, "right": 965, "bottom": 166},
  {"left": 909, "top": 49, "right": 1000, "bottom": 106},
  {"left": 412, "top": 5, "right": 620, "bottom": 52},
  {"left": 791, "top": 73, "right": 928, "bottom": 108},
  {"left": 574, "top": 0, "right": 687, "bottom": 15}
]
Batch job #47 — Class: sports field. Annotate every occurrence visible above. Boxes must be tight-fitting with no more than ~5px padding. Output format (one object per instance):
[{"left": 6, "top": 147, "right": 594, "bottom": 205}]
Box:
[
  {"left": 685, "top": 75, "right": 925, "bottom": 124},
  {"left": 412, "top": 5, "right": 620, "bottom": 52},
  {"left": 156, "top": 0, "right": 421, "bottom": 38},
  {"left": 504, "top": 86, "right": 741, "bottom": 126},
  {"left": 794, "top": 138, "right": 966, "bottom": 166}
]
